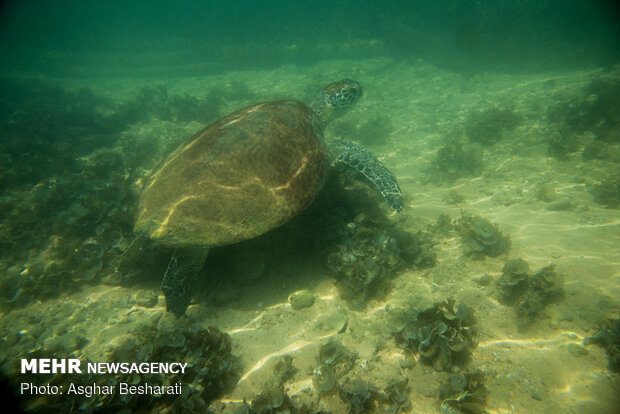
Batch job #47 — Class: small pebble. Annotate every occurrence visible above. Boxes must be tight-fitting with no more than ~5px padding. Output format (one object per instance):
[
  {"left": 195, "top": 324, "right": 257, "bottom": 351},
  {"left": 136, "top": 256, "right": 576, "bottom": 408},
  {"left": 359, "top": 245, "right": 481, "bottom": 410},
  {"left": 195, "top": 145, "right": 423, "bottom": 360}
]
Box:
[
  {"left": 475, "top": 274, "right": 492, "bottom": 286},
  {"left": 567, "top": 343, "right": 589, "bottom": 357},
  {"left": 530, "top": 389, "right": 544, "bottom": 401},
  {"left": 315, "top": 311, "right": 348, "bottom": 333},
  {"left": 545, "top": 199, "right": 574, "bottom": 211},
  {"left": 399, "top": 355, "right": 416, "bottom": 368},
  {"left": 134, "top": 290, "right": 159, "bottom": 308},
  {"left": 288, "top": 290, "right": 315, "bottom": 310}
]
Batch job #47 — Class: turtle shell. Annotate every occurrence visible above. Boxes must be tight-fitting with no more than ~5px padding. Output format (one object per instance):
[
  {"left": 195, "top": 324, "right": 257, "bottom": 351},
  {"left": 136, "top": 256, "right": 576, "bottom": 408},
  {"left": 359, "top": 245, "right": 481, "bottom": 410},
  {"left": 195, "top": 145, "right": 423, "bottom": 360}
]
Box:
[{"left": 135, "top": 100, "right": 328, "bottom": 247}]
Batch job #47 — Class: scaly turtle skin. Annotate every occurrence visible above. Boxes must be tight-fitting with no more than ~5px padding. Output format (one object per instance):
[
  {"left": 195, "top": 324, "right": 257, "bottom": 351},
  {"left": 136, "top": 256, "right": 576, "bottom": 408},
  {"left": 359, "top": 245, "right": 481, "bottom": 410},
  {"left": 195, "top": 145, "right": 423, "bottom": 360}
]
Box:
[{"left": 135, "top": 79, "right": 403, "bottom": 317}]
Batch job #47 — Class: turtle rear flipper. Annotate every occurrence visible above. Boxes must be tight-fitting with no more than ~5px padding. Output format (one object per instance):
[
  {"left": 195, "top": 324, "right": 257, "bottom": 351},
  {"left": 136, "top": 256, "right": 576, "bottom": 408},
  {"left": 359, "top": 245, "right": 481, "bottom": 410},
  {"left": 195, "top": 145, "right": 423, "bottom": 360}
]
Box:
[
  {"left": 330, "top": 140, "right": 403, "bottom": 212},
  {"left": 161, "top": 247, "right": 210, "bottom": 318}
]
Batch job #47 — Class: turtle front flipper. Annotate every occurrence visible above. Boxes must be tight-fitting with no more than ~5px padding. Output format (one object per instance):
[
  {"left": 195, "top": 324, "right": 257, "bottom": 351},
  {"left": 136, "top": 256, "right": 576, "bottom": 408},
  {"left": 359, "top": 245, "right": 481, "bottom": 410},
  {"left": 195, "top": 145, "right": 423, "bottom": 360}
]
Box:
[
  {"left": 161, "top": 247, "right": 210, "bottom": 318},
  {"left": 330, "top": 141, "right": 404, "bottom": 212}
]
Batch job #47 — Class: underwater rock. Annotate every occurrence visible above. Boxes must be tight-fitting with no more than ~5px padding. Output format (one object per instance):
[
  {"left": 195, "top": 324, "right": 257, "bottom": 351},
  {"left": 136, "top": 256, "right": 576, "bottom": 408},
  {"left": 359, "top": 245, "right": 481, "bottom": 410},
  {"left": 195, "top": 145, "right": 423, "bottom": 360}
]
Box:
[
  {"left": 392, "top": 299, "right": 477, "bottom": 372},
  {"left": 547, "top": 130, "right": 580, "bottom": 160},
  {"left": 544, "top": 198, "right": 575, "bottom": 211},
  {"left": 584, "top": 318, "right": 620, "bottom": 373},
  {"left": 438, "top": 370, "right": 488, "bottom": 414},
  {"left": 534, "top": 182, "right": 557, "bottom": 202},
  {"left": 134, "top": 289, "right": 159, "bottom": 308},
  {"left": 566, "top": 343, "right": 589, "bottom": 357},
  {"left": 455, "top": 213, "right": 511, "bottom": 259},
  {"left": 327, "top": 214, "right": 436, "bottom": 309},
  {"left": 497, "top": 259, "right": 565, "bottom": 324},
  {"left": 288, "top": 290, "right": 315, "bottom": 310},
  {"left": 314, "top": 310, "right": 349, "bottom": 334},
  {"left": 464, "top": 107, "right": 522, "bottom": 145},
  {"left": 589, "top": 173, "right": 620, "bottom": 209},
  {"left": 444, "top": 190, "right": 466, "bottom": 205}
]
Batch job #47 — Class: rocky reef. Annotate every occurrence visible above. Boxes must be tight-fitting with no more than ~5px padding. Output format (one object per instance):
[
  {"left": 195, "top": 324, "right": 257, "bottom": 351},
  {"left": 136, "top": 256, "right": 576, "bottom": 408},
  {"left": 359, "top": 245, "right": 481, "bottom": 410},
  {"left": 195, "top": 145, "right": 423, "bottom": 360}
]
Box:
[
  {"left": 455, "top": 214, "right": 511, "bottom": 259},
  {"left": 497, "top": 259, "right": 565, "bottom": 325},
  {"left": 392, "top": 299, "right": 477, "bottom": 372}
]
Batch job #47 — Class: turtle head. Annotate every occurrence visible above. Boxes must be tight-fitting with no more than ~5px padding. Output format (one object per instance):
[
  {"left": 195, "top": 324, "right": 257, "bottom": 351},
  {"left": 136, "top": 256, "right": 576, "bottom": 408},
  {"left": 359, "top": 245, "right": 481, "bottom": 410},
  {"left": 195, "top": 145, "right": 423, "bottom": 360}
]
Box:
[{"left": 310, "top": 79, "right": 362, "bottom": 126}]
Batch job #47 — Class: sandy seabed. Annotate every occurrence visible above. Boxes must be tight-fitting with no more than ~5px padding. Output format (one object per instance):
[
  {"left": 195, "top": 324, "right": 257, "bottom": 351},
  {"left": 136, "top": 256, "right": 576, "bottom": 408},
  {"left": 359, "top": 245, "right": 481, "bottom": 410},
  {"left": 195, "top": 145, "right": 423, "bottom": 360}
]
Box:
[{"left": 2, "top": 57, "right": 619, "bottom": 413}]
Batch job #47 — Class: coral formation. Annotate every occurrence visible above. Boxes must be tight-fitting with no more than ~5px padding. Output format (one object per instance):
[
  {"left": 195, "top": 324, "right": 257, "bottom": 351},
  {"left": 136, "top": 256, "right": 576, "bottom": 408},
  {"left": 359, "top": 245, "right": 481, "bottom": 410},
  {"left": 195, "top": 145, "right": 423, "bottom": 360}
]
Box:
[
  {"left": 455, "top": 214, "right": 511, "bottom": 259},
  {"left": 584, "top": 318, "right": 620, "bottom": 374},
  {"left": 392, "top": 299, "right": 477, "bottom": 372},
  {"left": 497, "top": 259, "right": 565, "bottom": 324},
  {"left": 438, "top": 370, "right": 488, "bottom": 414},
  {"left": 464, "top": 107, "right": 522, "bottom": 144}
]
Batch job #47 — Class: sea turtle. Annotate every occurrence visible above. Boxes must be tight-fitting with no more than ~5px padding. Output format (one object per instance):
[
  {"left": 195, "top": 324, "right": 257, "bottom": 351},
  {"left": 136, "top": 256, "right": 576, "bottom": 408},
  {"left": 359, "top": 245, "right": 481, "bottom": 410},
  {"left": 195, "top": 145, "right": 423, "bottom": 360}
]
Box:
[{"left": 135, "top": 79, "right": 403, "bottom": 317}]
